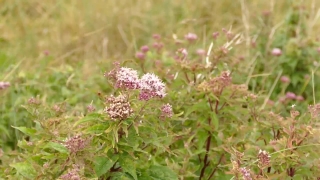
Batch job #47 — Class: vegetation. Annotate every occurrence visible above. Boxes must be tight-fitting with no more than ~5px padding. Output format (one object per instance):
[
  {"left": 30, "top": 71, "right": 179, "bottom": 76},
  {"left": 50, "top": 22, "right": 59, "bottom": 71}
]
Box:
[{"left": 1, "top": 0, "right": 320, "bottom": 179}]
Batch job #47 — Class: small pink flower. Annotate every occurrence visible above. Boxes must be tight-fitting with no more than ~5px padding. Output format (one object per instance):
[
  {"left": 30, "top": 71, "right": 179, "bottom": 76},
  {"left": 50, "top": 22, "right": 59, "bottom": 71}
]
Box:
[
  {"left": 0, "top": 82, "right": 10, "bottom": 90},
  {"left": 140, "top": 45, "right": 149, "bottom": 53},
  {"left": 267, "top": 99, "right": 275, "bottom": 106},
  {"left": 152, "top": 34, "right": 161, "bottom": 40},
  {"left": 185, "top": 33, "right": 198, "bottom": 42},
  {"left": 296, "top": 95, "right": 304, "bottom": 101},
  {"left": 115, "top": 67, "right": 140, "bottom": 89},
  {"left": 317, "top": 47, "right": 320, "bottom": 53},
  {"left": 139, "top": 73, "right": 166, "bottom": 101},
  {"left": 212, "top": 32, "right": 219, "bottom": 39},
  {"left": 152, "top": 42, "right": 164, "bottom": 50},
  {"left": 135, "top": 52, "right": 145, "bottom": 60},
  {"left": 279, "top": 96, "right": 286, "bottom": 103},
  {"left": 271, "top": 48, "right": 282, "bottom": 56},
  {"left": 286, "top": 92, "right": 296, "bottom": 100},
  {"left": 161, "top": 103, "right": 173, "bottom": 118},
  {"left": 280, "top": 76, "right": 290, "bottom": 83},
  {"left": 44, "top": 50, "right": 50, "bottom": 56},
  {"left": 196, "top": 49, "right": 206, "bottom": 56}
]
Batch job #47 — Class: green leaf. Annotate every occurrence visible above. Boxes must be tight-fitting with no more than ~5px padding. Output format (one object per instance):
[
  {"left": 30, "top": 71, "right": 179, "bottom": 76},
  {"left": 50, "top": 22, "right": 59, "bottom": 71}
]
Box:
[
  {"left": 210, "top": 112, "right": 219, "bottom": 130},
  {"left": 11, "top": 126, "right": 36, "bottom": 136},
  {"left": 44, "top": 142, "right": 69, "bottom": 154},
  {"left": 86, "top": 124, "right": 109, "bottom": 134},
  {"left": 94, "top": 155, "right": 119, "bottom": 177},
  {"left": 73, "top": 113, "right": 103, "bottom": 127},
  {"left": 119, "top": 154, "right": 137, "bottom": 180},
  {"left": 10, "top": 161, "right": 37, "bottom": 179},
  {"left": 147, "top": 165, "right": 178, "bottom": 180}
]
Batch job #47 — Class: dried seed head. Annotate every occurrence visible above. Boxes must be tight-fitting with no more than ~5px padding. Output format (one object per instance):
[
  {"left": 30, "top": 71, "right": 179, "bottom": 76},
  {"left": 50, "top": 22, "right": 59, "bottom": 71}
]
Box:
[
  {"left": 232, "top": 161, "right": 239, "bottom": 172},
  {"left": 86, "top": 104, "right": 96, "bottom": 113},
  {"left": 105, "top": 95, "right": 133, "bottom": 120},
  {"left": 64, "top": 135, "right": 88, "bottom": 154},
  {"left": 290, "top": 110, "right": 300, "bottom": 119},
  {"left": 258, "top": 149, "right": 271, "bottom": 167},
  {"left": 28, "top": 97, "right": 41, "bottom": 105}
]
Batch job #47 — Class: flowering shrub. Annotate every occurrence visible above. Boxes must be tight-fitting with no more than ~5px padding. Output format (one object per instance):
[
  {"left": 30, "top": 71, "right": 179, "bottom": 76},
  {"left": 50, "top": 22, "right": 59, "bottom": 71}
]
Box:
[{"left": 2, "top": 28, "right": 320, "bottom": 179}]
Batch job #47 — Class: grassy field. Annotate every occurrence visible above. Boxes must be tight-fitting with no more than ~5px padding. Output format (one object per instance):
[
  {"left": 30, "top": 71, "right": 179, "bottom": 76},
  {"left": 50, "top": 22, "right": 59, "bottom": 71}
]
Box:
[{"left": 1, "top": 0, "right": 320, "bottom": 179}]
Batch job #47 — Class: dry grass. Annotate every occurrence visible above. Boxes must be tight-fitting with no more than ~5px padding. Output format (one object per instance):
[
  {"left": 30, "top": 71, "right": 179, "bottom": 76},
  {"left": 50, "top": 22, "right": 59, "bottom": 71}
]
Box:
[{"left": 1, "top": 0, "right": 318, "bottom": 73}]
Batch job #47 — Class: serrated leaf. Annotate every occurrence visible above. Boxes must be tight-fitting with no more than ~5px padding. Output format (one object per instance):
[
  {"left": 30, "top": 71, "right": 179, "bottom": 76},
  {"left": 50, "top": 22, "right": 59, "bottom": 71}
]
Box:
[
  {"left": 44, "top": 142, "right": 69, "bottom": 154},
  {"left": 10, "top": 161, "right": 37, "bottom": 179},
  {"left": 147, "top": 165, "right": 178, "bottom": 180},
  {"left": 119, "top": 154, "right": 137, "bottom": 180},
  {"left": 11, "top": 126, "right": 36, "bottom": 136},
  {"left": 94, "top": 155, "right": 119, "bottom": 176}
]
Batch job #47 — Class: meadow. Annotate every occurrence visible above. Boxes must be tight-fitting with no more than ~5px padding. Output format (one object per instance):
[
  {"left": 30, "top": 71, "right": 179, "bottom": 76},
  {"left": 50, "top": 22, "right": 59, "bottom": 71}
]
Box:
[{"left": 1, "top": 0, "right": 320, "bottom": 179}]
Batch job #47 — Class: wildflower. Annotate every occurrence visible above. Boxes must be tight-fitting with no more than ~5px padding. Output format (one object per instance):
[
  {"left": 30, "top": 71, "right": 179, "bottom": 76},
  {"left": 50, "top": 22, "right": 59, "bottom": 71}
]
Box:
[
  {"left": 44, "top": 50, "right": 50, "bottom": 56},
  {"left": 105, "top": 95, "right": 133, "bottom": 120},
  {"left": 152, "top": 42, "right": 164, "bottom": 50},
  {"left": 86, "top": 103, "right": 95, "bottom": 112},
  {"left": 280, "top": 76, "right": 290, "bottom": 83},
  {"left": 296, "top": 95, "right": 304, "bottom": 101},
  {"left": 139, "top": 73, "right": 166, "bottom": 101},
  {"left": 286, "top": 92, "right": 296, "bottom": 100},
  {"left": 239, "top": 167, "right": 252, "bottom": 180},
  {"left": 140, "top": 45, "right": 150, "bottom": 53},
  {"left": 267, "top": 99, "right": 275, "bottom": 106},
  {"left": 161, "top": 103, "right": 173, "bottom": 118},
  {"left": 0, "top": 82, "right": 10, "bottom": 90},
  {"left": 152, "top": 34, "right": 161, "bottom": 40},
  {"left": 64, "top": 135, "right": 88, "bottom": 154},
  {"left": 196, "top": 49, "right": 206, "bottom": 56},
  {"left": 60, "top": 164, "right": 81, "bottom": 180},
  {"left": 212, "top": 32, "right": 219, "bottom": 39},
  {"left": 185, "top": 33, "right": 198, "bottom": 42},
  {"left": 317, "top": 47, "right": 320, "bottom": 54},
  {"left": 115, "top": 67, "right": 140, "bottom": 89},
  {"left": 135, "top": 51, "right": 145, "bottom": 60},
  {"left": 258, "top": 149, "right": 271, "bottom": 167},
  {"left": 271, "top": 48, "right": 282, "bottom": 56},
  {"left": 308, "top": 104, "right": 320, "bottom": 118}
]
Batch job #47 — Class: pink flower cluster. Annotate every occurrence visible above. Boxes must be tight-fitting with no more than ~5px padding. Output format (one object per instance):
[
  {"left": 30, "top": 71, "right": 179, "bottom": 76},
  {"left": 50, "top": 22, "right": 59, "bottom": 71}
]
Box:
[
  {"left": 0, "top": 82, "right": 10, "bottom": 90},
  {"left": 64, "top": 135, "right": 88, "bottom": 154},
  {"left": 112, "top": 67, "right": 166, "bottom": 101},
  {"left": 115, "top": 67, "right": 140, "bottom": 89},
  {"left": 139, "top": 73, "right": 166, "bottom": 100},
  {"left": 160, "top": 103, "right": 173, "bottom": 118}
]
